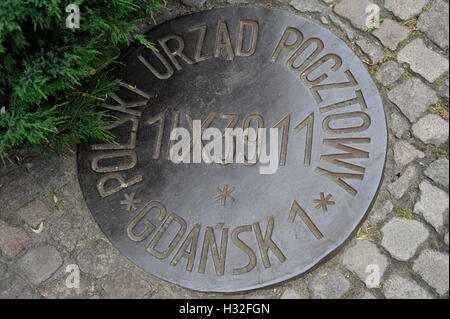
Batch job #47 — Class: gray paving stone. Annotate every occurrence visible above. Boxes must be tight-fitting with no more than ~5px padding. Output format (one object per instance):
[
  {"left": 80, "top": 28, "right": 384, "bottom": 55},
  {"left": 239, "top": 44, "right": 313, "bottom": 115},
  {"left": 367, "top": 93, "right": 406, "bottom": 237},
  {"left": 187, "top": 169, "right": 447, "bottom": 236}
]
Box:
[
  {"left": 413, "top": 250, "right": 449, "bottom": 295},
  {"left": 47, "top": 208, "right": 84, "bottom": 251},
  {"left": 424, "top": 158, "right": 449, "bottom": 189},
  {"left": 309, "top": 268, "right": 350, "bottom": 299},
  {"left": 389, "top": 112, "right": 410, "bottom": 138},
  {"left": 102, "top": 268, "right": 152, "bottom": 299},
  {"left": 1, "top": 0, "right": 448, "bottom": 301},
  {"left": 328, "top": 14, "right": 356, "bottom": 40},
  {"left": 417, "top": 0, "right": 449, "bottom": 50},
  {"left": 23, "top": 155, "right": 67, "bottom": 191},
  {"left": 39, "top": 274, "right": 89, "bottom": 299},
  {"left": 354, "top": 291, "right": 376, "bottom": 299},
  {"left": 333, "top": 0, "right": 373, "bottom": 30},
  {"left": 356, "top": 38, "right": 384, "bottom": 64},
  {"left": 58, "top": 183, "right": 82, "bottom": 206},
  {"left": 77, "top": 239, "right": 118, "bottom": 278},
  {"left": 0, "top": 275, "right": 34, "bottom": 299},
  {"left": 387, "top": 77, "right": 438, "bottom": 122},
  {"left": 181, "top": 0, "right": 206, "bottom": 8},
  {"left": 444, "top": 232, "right": 449, "bottom": 246},
  {"left": 17, "top": 198, "right": 51, "bottom": 229},
  {"left": 0, "top": 167, "right": 40, "bottom": 210},
  {"left": 412, "top": 114, "right": 449, "bottom": 146},
  {"left": 387, "top": 165, "right": 417, "bottom": 199},
  {"left": 393, "top": 140, "right": 424, "bottom": 171},
  {"left": 247, "top": 292, "right": 274, "bottom": 299},
  {"left": 289, "top": 0, "right": 326, "bottom": 13},
  {"left": 398, "top": 39, "right": 449, "bottom": 83},
  {"left": 0, "top": 261, "right": 6, "bottom": 276},
  {"left": 0, "top": 162, "right": 14, "bottom": 178},
  {"left": 414, "top": 180, "right": 449, "bottom": 231},
  {"left": 384, "top": 0, "right": 428, "bottom": 20},
  {"left": 280, "top": 288, "right": 308, "bottom": 299},
  {"left": 381, "top": 217, "right": 429, "bottom": 261},
  {"left": 150, "top": 286, "right": 187, "bottom": 299},
  {"left": 368, "top": 200, "right": 393, "bottom": 224},
  {"left": 376, "top": 61, "right": 404, "bottom": 87},
  {"left": 437, "top": 77, "right": 449, "bottom": 99},
  {"left": 373, "top": 19, "right": 410, "bottom": 50},
  {"left": 382, "top": 274, "right": 432, "bottom": 299},
  {"left": 17, "top": 244, "right": 63, "bottom": 285},
  {"left": 0, "top": 220, "right": 30, "bottom": 258},
  {"left": 342, "top": 240, "right": 388, "bottom": 284},
  {"left": 226, "top": 0, "right": 249, "bottom": 3}
]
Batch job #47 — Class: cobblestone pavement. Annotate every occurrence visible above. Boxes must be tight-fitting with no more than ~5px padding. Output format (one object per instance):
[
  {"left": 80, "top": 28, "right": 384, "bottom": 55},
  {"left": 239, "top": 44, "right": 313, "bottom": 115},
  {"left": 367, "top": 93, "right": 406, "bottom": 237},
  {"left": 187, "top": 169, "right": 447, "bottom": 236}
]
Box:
[{"left": 0, "top": 0, "right": 448, "bottom": 299}]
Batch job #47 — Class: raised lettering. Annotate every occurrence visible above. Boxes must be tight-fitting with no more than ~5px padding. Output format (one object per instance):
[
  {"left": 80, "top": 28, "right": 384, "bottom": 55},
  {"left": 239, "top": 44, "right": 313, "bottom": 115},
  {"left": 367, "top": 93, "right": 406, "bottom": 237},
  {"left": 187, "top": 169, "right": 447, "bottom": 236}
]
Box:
[
  {"left": 323, "top": 112, "right": 371, "bottom": 134},
  {"left": 97, "top": 173, "right": 143, "bottom": 198},
  {"left": 253, "top": 216, "right": 286, "bottom": 268},
  {"left": 91, "top": 150, "right": 137, "bottom": 173},
  {"left": 319, "top": 89, "right": 367, "bottom": 113},
  {"left": 287, "top": 38, "right": 324, "bottom": 73},
  {"left": 199, "top": 226, "right": 229, "bottom": 276},
  {"left": 288, "top": 200, "right": 323, "bottom": 240},
  {"left": 215, "top": 21, "right": 234, "bottom": 61},
  {"left": 189, "top": 24, "right": 214, "bottom": 62},
  {"left": 158, "top": 34, "right": 194, "bottom": 70},
  {"left": 183, "top": 112, "right": 217, "bottom": 162},
  {"left": 294, "top": 112, "right": 314, "bottom": 167},
  {"left": 147, "top": 213, "right": 187, "bottom": 259},
  {"left": 271, "top": 27, "right": 303, "bottom": 62},
  {"left": 242, "top": 114, "right": 264, "bottom": 165},
  {"left": 321, "top": 138, "right": 371, "bottom": 173},
  {"left": 167, "top": 111, "right": 180, "bottom": 160},
  {"left": 127, "top": 200, "right": 167, "bottom": 242},
  {"left": 301, "top": 54, "right": 342, "bottom": 85},
  {"left": 236, "top": 19, "right": 259, "bottom": 57},
  {"left": 311, "top": 70, "right": 359, "bottom": 104},
  {"left": 231, "top": 225, "right": 257, "bottom": 275},
  {"left": 274, "top": 114, "right": 291, "bottom": 166},
  {"left": 147, "top": 110, "right": 167, "bottom": 159},
  {"left": 138, "top": 50, "right": 174, "bottom": 80},
  {"left": 92, "top": 115, "right": 138, "bottom": 150},
  {"left": 315, "top": 167, "right": 363, "bottom": 196},
  {"left": 170, "top": 224, "right": 201, "bottom": 271}
]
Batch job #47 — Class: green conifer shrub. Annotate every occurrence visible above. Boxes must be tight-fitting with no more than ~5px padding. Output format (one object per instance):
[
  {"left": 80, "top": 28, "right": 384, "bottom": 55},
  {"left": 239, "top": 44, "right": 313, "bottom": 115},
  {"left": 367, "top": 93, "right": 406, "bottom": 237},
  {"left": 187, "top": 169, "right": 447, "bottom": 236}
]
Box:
[{"left": 0, "top": 0, "right": 164, "bottom": 162}]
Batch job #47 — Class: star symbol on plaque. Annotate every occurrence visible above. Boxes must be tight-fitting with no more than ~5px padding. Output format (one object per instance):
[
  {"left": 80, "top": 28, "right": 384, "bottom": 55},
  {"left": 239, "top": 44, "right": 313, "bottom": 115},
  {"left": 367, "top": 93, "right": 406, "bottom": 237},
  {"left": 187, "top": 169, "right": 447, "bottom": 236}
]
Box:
[
  {"left": 314, "top": 192, "right": 335, "bottom": 212},
  {"left": 214, "top": 185, "right": 235, "bottom": 206},
  {"left": 120, "top": 192, "right": 142, "bottom": 211}
]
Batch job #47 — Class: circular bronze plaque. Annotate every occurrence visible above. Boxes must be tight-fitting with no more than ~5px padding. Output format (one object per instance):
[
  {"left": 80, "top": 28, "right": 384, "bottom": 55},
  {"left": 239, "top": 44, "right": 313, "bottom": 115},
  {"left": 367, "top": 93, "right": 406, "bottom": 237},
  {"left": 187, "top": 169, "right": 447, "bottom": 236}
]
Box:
[{"left": 77, "top": 7, "right": 387, "bottom": 292}]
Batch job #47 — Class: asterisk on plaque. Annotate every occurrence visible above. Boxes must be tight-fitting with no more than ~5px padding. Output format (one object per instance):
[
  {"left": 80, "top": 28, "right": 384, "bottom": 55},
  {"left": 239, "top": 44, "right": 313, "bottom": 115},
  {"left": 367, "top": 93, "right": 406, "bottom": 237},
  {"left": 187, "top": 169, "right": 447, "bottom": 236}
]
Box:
[
  {"left": 214, "top": 185, "right": 235, "bottom": 206},
  {"left": 120, "top": 192, "right": 142, "bottom": 211},
  {"left": 314, "top": 192, "right": 335, "bottom": 212}
]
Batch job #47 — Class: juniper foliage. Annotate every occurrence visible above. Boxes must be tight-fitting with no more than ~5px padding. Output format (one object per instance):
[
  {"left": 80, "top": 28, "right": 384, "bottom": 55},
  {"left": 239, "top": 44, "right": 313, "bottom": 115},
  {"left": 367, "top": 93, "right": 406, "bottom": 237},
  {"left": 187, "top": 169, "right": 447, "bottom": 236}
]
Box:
[{"left": 0, "top": 0, "right": 163, "bottom": 162}]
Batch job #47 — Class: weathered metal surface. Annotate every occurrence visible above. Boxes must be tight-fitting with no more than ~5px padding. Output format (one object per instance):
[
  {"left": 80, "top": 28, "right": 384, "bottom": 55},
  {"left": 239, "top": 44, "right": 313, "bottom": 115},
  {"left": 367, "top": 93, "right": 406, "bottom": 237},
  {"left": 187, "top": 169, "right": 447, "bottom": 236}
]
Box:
[{"left": 77, "top": 7, "right": 387, "bottom": 292}]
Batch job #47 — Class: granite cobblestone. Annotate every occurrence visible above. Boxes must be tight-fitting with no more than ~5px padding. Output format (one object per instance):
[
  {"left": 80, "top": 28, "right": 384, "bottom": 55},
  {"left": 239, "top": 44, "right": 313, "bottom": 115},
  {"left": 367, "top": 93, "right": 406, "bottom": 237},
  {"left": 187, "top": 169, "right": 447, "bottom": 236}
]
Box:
[{"left": 0, "top": 0, "right": 447, "bottom": 299}]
